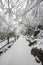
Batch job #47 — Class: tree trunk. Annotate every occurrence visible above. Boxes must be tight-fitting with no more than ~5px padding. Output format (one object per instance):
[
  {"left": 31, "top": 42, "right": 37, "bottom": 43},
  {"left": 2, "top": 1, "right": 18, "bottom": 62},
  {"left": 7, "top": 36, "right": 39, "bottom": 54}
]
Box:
[{"left": 7, "top": 36, "right": 9, "bottom": 44}]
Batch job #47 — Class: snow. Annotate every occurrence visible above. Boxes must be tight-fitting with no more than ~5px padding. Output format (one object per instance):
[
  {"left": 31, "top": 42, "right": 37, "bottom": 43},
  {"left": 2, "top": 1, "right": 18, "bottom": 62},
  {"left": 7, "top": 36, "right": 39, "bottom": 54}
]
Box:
[
  {"left": 32, "top": 30, "right": 43, "bottom": 50},
  {"left": 0, "top": 0, "right": 43, "bottom": 65},
  {"left": 0, "top": 40, "right": 7, "bottom": 48},
  {"left": 0, "top": 35, "right": 41, "bottom": 65},
  {"left": 0, "top": 37, "right": 14, "bottom": 48},
  {"left": 34, "top": 38, "right": 43, "bottom": 50}
]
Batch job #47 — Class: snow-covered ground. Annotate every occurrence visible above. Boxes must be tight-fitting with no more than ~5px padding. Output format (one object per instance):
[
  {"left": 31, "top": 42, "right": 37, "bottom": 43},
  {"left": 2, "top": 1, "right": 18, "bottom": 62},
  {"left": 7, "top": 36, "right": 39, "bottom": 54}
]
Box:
[
  {"left": 0, "top": 35, "right": 42, "bottom": 65},
  {"left": 0, "top": 37, "right": 15, "bottom": 48},
  {"left": 32, "top": 30, "right": 43, "bottom": 50},
  {"left": 0, "top": 0, "right": 43, "bottom": 65}
]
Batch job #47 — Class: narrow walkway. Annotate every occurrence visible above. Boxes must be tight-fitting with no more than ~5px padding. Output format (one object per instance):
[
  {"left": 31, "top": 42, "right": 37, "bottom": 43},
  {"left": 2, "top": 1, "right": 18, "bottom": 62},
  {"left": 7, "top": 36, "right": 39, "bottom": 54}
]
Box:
[{"left": 0, "top": 35, "right": 41, "bottom": 65}]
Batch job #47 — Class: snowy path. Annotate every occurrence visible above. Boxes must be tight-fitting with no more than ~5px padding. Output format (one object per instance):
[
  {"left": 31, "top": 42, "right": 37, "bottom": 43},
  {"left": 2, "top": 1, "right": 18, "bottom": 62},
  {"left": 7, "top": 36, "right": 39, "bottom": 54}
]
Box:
[{"left": 0, "top": 35, "right": 41, "bottom": 65}]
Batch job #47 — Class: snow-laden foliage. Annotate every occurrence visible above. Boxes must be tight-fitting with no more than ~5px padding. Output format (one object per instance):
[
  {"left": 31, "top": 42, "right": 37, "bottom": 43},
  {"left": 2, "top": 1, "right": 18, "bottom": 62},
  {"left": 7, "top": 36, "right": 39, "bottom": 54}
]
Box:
[{"left": 0, "top": 0, "right": 43, "bottom": 39}]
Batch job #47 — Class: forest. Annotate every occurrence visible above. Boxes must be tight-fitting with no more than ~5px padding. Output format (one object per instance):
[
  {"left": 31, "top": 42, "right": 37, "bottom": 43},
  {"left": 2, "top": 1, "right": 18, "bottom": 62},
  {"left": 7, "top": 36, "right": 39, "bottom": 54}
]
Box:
[{"left": 0, "top": 0, "right": 43, "bottom": 65}]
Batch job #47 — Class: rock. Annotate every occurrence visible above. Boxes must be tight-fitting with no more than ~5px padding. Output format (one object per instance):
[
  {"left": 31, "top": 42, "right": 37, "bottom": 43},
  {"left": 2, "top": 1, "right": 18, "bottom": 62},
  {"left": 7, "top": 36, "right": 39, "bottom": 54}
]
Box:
[
  {"left": 8, "top": 45, "right": 11, "bottom": 48},
  {"left": 29, "top": 40, "right": 37, "bottom": 46},
  {"left": 37, "top": 24, "right": 43, "bottom": 30},
  {"left": 31, "top": 48, "right": 43, "bottom": 65},
  {"left": 35, "top": 57, "right": 40, "bottom": 63},
  {"left": 0, "top": 51, "right": 3, "bottom": 55},
  {"left": 34, "top": 30, "right": 40, "bottom": 37}
]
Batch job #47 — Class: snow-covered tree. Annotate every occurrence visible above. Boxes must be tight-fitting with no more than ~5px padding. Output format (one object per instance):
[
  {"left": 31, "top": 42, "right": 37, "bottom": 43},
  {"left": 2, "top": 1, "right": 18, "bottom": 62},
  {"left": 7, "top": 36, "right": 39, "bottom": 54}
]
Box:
[{"left": 0, "top": 0, "right": 43, "bottom": 39}]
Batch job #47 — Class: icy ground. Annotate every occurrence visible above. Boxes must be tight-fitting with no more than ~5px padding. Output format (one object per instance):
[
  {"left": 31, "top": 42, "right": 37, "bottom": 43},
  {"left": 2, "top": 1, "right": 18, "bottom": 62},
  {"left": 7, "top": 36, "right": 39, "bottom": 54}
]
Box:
[{"left": 0, "top": 35, "right": 42, "bottom": 65}]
